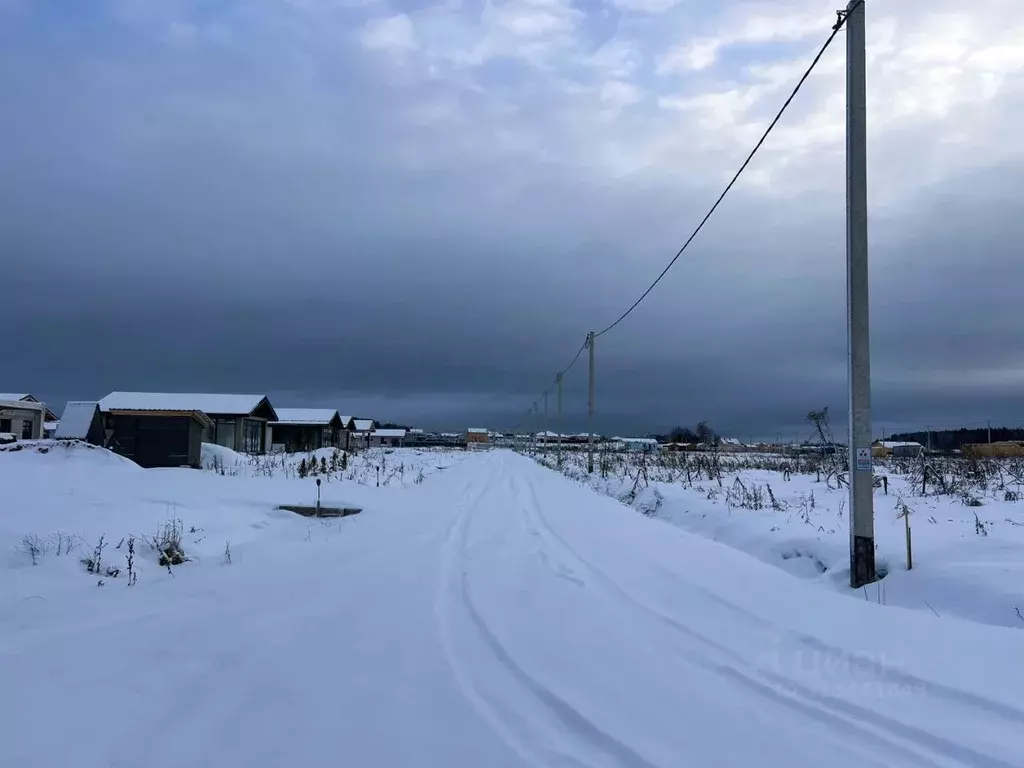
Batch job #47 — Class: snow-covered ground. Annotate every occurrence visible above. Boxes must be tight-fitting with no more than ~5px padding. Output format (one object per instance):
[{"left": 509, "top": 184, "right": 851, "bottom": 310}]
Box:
[
  {"left": 3, "top": 442, "right": 1024, "bottom": 767},
  {"left": 541, "top": 449, "right": 1024, "bottom": 630},
  {"left": 201, "top": 442, "right": 462, "bottom": 486}
]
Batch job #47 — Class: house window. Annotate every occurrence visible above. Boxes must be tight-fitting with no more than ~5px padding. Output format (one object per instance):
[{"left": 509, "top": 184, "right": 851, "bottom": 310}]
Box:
[
  {"left": 215, "top": 420, "right": 236, "bottom": 449},
  {"left": 22, "top": 420, "right": 34, "bottom": 439},
  {"left": 243, "top": 419, "right": 264, "bottom": 454},
  {"left": 0, "top": 418, "right": 11, "bottom": 433}
]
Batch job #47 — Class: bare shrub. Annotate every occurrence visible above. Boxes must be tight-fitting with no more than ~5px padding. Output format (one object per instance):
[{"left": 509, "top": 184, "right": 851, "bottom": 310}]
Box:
[
  {"left": 81, "top": 535, "right": 107, "bottom": 574},
  {"left": 126, "top": 537, "right": 138, "bottom": 586},
  {"left": 20, "top": 534, "right": 47, "bottom": 565},
  {"left": 142, "top": 519, "right": 188, "bottom": 567}
]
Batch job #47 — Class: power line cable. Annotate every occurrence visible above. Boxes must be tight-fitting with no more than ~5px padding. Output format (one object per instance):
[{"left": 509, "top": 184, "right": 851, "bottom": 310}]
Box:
[
  {"left": 511, "top": 336, "right": 590, "bottom": 433},
  {"left": 593, "top": 1, "right": 862, "bottom": 339},
  {"left": 510, "top": 3, "right": 862, "bottom": 433},
  {"left": 557, "top": 338, "right": 590, "bottom": 379}
]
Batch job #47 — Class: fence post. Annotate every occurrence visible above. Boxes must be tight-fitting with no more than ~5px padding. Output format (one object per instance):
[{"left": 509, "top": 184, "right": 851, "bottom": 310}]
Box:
[{"left": 904, "top": 508, "right": 913, "bottom": 570}]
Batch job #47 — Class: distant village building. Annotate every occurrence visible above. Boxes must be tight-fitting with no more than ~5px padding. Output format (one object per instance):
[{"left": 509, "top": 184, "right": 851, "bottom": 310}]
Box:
[
  {"left": 963, "top": 441, "right": 1024, "bottom": 458},
  {"left": 872, "top": 441, "right": 924, "bottom": 458},
  {"left": 611, "top": 437, "right": 660, "bottom": 452},
  {"left": 466, "top": 427, "right": 489, "bottom": 445}
]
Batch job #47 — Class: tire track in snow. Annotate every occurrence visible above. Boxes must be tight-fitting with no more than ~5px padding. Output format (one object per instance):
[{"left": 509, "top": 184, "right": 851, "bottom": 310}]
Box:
[
  {"left": 89, "top": 521, "right": 459, "bottom": 766},
  {"left": 436, "top": 461, "right": 661, "bottom": 768},
  {"left": 515, "top": 464, "right": 1019, "bottom": 768},
  {"left": 631, "top": 549, "right": 1024, "bottom": 731},
  {"left": 435, "top": 470, "right": 544, "bottom": 768}
]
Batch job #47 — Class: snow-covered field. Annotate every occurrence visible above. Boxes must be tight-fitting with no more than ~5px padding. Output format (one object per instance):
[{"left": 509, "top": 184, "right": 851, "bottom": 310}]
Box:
[
  {"left": 3, "top": 441, "right": 1024, "bottom": 767},
  {"left": 540, "top": 448, "right": 1024, "bottom": 629}
]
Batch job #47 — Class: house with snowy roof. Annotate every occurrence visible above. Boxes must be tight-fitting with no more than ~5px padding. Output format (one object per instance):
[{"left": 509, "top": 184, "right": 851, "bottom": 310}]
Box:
[
  {"left": 54, "top": 401, "right": 104, "bottom": 445},
  {"left": 269, "top": 408, "right": 345, "bottom": 453},
  {"left": 370, "top": 428, "right": 406, "bottom": 447},
  {"left": 0, "top": 393, "right": 58, "bottom": 424},
  {"left": 98, "top": 392, "right": 278, "bottom": 463},
  {"left": 350, "top": 418, "right": 377, "bottom": 449},
  {"left": 0, "top": 396, "right": 48, "bottom": 441}
]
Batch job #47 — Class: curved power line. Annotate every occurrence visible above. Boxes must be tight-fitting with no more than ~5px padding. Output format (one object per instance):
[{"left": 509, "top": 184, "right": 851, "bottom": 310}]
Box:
[
  {"left": 510, "top": 337, "right": 590, "bottom": 433},
  {"left": 557, "top": 338, "right": 590, "bottom": 379},
  {"left": 510, "top": 4, "right": 863, "bottom": 431},
  {"left": 593, "top": 2, "right": 861, "bottom": 339}
]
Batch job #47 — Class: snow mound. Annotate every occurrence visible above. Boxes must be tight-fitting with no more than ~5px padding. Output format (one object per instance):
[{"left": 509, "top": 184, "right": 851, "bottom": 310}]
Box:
[
  {"left": 0, "top": 439, "right": 139, "bottom": 468},
  {"left": 201, "top": 442, "right": 249, "bottom": 470}
]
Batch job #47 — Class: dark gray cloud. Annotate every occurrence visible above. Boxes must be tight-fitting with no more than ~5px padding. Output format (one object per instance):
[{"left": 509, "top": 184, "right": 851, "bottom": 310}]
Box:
[{"left": 3, "top": 0, "right": 1023, "bottom": 437}]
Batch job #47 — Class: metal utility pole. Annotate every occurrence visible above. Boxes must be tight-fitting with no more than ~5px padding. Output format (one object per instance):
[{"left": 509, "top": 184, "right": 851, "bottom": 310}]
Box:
[
  {"left": 988, "top": 419, "right": 992, "bottom": 444},
  {"left": 556, "top": 373, "right": 563, "bottom": 467},
  {"left": 587, "top": 331, "right": 596, "bottom": 474},
  {"left": 845, "top": 0, "right": 875, "bottom": 589}
]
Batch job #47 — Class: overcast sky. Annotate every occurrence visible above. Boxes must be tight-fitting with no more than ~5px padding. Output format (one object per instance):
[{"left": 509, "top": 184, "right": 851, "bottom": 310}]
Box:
[{"left": 2, "top": 0, "right": 1022, "bottom": 437}]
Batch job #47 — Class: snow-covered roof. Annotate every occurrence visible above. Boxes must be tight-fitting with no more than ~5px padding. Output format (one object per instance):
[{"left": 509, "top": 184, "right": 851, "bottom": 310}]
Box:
[
  {"left": 55, "top": 402, "right": 99, "bottom": 439},
  {"left": 338, "top": 415, "right": 353, "bottom": 427},
  {"left": 880, "top": 441, "right": 922, "bottom": 448},
  {"left": 0, "top": 398, "right": 45, "bottom": 411},
  {"left": 373, "top": 428, "right": 406, "bottom": 438},
  {"left": 352, "top": 419, "right": 375, "bottom": 432},
  {"left": 467, "top": 427, "right": 488, "bottom": 434},
  {"left": 0, "top": 393, "right": 32, "bottom": 402},
  {"left": 99, "top": 392, "right": 275, "bottom": 419},
  {"left": 612, "top": 437, "right": 659, "bottom": 444},
  {"left": 271, "top": 408, "right": 340, "bottom": 426},
  {"left": 408, "top": 428, "right": 425, "bottom": 434}
]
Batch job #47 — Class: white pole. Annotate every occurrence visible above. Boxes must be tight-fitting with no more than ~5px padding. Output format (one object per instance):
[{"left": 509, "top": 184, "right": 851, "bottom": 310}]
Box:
[
  {"left": 846, "top": 0, "right": 875, "bottom": 588},
  {"left": 587, "top": 331, "right": 595, "bottom": 474},
  {"left": 556, "top": 373, "right": 563, "bottom": 467},
  {"left": 543, "top": 390, "right": 549, "bottom": 456}
]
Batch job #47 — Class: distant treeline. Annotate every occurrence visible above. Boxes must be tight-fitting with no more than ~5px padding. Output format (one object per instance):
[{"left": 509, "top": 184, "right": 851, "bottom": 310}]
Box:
[
  {"left": 653, "top": 422, "right": 717, "bottom": 445},
  {"left": 888, "top": 427, "right": 1024, "bottom": 452}
]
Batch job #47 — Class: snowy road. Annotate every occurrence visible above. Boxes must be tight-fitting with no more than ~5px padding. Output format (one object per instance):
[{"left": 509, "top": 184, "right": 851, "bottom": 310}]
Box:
[{"left": 4, "top": 451, "right": 1024, "bottom": 767}]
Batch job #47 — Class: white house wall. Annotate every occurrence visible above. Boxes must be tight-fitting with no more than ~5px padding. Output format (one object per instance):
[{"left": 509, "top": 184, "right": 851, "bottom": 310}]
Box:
[{"left": 0, "top": 406, "right": 43, "bottom": 439}]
